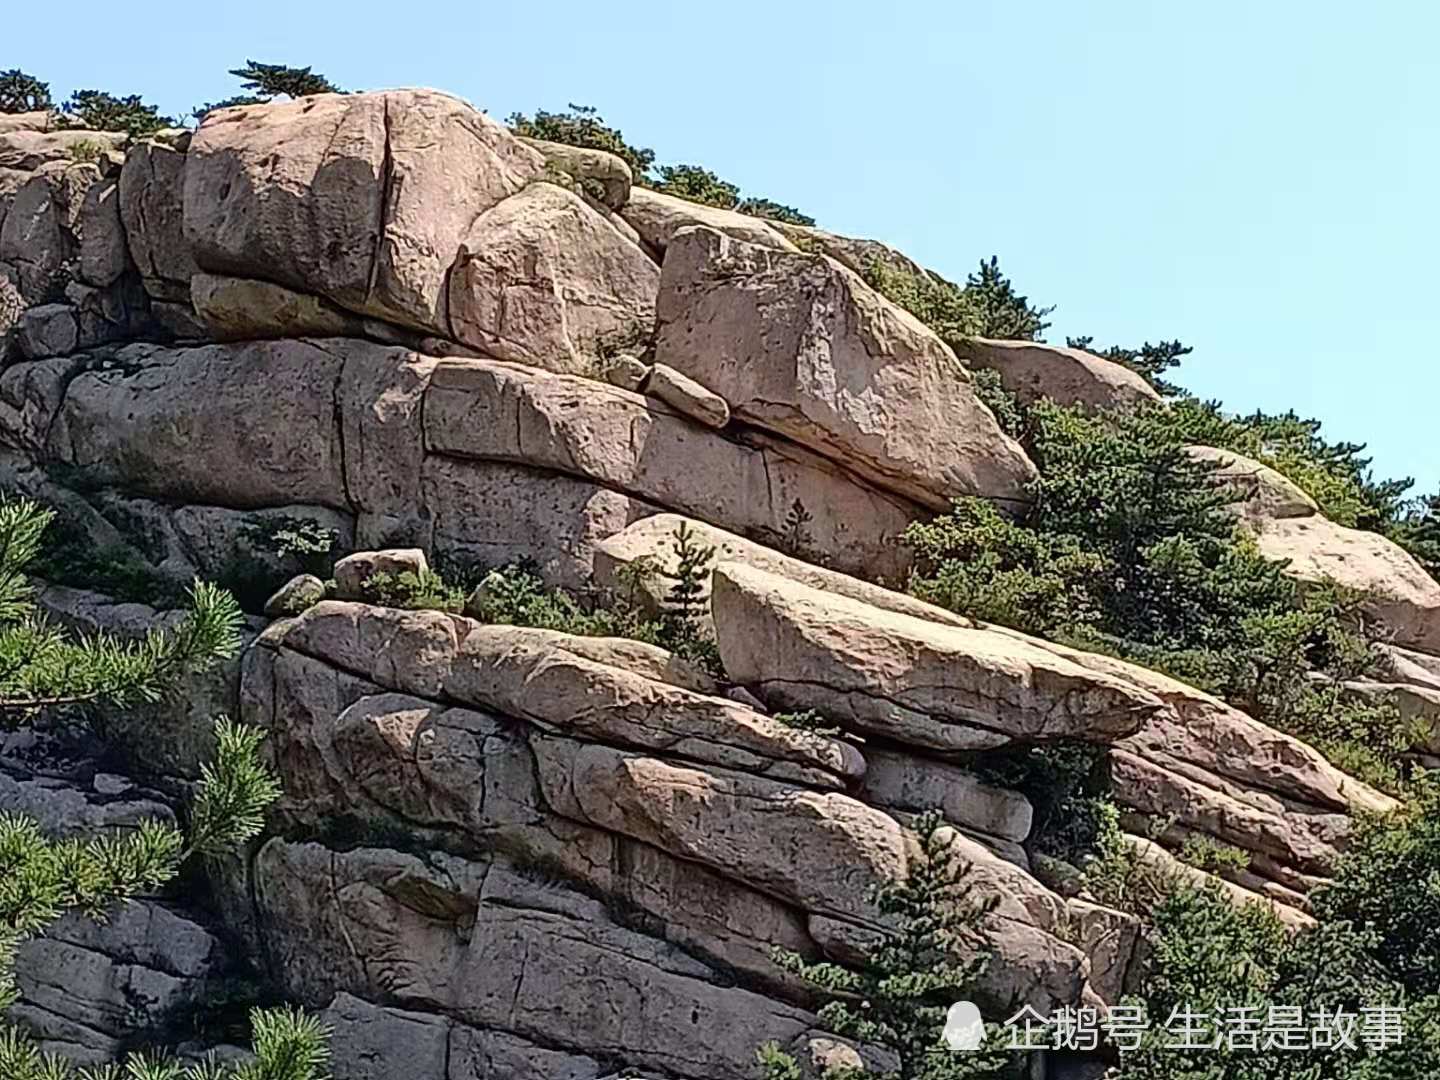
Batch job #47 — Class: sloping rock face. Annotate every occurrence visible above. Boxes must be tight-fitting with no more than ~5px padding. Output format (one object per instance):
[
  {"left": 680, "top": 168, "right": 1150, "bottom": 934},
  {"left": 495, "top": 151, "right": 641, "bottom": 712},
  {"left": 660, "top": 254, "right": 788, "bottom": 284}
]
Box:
[
  {"left": 655, "top": 226, "right": 1037, "bottom": 511},
  {"left": 955, "top": 337, "right": 1163, "bottom": 413},
  {"left": 1196, "top": 444, "right": 1440, "bottom": 656}
]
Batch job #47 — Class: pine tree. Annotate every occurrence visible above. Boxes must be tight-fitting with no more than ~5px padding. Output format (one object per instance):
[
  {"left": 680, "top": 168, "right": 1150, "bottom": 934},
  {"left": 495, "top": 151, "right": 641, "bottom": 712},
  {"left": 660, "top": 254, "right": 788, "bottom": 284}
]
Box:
[
  {"left": 0, "top": 497, "right": 329, "bottom": 1078},
  {"left": 761, "top": 813, "right": 1012, "bottom": 1080},
  {"left": 61, "top": 90, "right": 172, "bottom": 137},
  {"left": 227, "top": 61, "right": 340, "bottom": 100},
  {"left": 0, "top": 70, "right": 51, "bottom": 114},
  {"left": 652, "top": 164, "right": 741, "bottom": 209}
]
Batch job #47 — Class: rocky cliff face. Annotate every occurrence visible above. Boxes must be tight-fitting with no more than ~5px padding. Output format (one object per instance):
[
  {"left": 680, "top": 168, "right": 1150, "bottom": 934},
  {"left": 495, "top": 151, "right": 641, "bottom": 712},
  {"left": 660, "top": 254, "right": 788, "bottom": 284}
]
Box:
[{"left": 2, "top": 89, "right": 1437, "bottom": 1079}]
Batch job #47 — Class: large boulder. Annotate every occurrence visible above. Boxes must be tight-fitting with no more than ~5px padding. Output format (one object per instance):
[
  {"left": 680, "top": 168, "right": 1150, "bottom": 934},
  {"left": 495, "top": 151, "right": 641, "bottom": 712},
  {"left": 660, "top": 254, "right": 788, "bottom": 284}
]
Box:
[
  {"left": 1189, "top": 445, "right": 1440, "bottom": 654},
  {"left": 954, "top": 337, "right": 1163, "bottom": 413},
  {"left": 1187, "top": 445, "right": 1318, "bottom": 523},
  {"left": 654, "top": 226, "right": 1036, "bottom": 510},
  {"left": 445, "top": 181, "right": 658, "bottom": 374},
  {"left": 711, "top": 561, "right": 1161, "bottom": 752},
  {"left": 1252, "top": 514, "right": 1440, "bottom": 655},
  {"left": 184, "top": 90, "right": 547, "bottom": 336},
  {"left": 517, "top": 136, "right": 632, "bottom": 210}
]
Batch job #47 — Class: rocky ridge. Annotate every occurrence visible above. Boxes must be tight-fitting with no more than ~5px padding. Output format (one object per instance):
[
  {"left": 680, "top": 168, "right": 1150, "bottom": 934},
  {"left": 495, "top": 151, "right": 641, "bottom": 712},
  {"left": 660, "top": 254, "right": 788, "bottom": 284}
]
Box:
[{"left": 1, "top": 89, "right": 1438, "bottom": 1079}]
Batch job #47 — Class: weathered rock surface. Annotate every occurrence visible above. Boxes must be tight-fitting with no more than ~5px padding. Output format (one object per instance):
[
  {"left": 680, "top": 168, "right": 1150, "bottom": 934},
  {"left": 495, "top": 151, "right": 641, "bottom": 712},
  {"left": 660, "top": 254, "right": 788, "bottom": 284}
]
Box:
[
  {"left": 596, "top": 513, "right": 964, "bottom": 624},
  {"left": 0, "top": 130, "right": 126, "bottom": 172},
  {"left": 646, "top": 361, "right": 730, "bottom": 428},
  {"left": 954, "top": 337, "right": 1163, "bottom": 413},
  {"left": 620, "top": 187, "right": 797, "bottom": 254},
  {"left": 1252, "top": 514, "right": 1440, "bottom": 654},
  {"left": 333, "top": 547, "right": 429, "bottom": 598},
  {"left": 185, "top": 90, "right": 547, "bottom": 336},
  {"left": 119, "top": 140, "right": 195, "bottom": 301},
  {"left": 517, "top": 135, "right": 633, "bottom": 209},
  {"left": 655, "top": 226, "right": 1037, "bottom": 510},
  {"left": 446, "top": 181, "right": 658, "bottom": 374},
  {"left": 712, "top": 561, "right": 1160, "bottom": 751},
  {"left": 424, "top": 358, "right": 918, "bottom": 579},
  {"left": 1188, "top": 444, "right": 1319, "bottom": 522}
]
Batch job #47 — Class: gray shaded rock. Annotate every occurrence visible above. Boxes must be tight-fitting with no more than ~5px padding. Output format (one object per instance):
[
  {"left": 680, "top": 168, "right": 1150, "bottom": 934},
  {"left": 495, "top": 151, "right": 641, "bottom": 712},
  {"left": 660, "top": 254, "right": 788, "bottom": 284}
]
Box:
[{"left": 119, "top": 140, "right": 195, "bottom": 300}]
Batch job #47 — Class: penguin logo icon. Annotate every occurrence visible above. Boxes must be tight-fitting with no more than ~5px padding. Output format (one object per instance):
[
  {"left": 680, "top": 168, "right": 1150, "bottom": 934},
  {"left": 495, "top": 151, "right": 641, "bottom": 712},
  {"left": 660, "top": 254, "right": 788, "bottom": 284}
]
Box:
[{"left": 943, "top": 1000, "right": 985, "bottom": 1051}]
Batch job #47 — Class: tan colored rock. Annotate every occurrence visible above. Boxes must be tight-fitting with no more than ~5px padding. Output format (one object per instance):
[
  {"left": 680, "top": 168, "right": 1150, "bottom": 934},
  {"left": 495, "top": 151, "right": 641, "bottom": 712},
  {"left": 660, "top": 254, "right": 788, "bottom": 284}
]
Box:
[
  {"left": 1252, "top": 514, "right": 1440, "bottom": 654},
  {"left": 712, "top": 561, "right": 1160, "bottom": 752},
  {"left": 518, "top": 135, "right": 632, "bottom": 209},
  {"left": 595, "top": 514, "right": 966, "bottom": 627},
  {"left": 191, "top": 272, "right": 368, "bottom": 339},
  {"left": 654, "top": 226, "right": 1037, "bottom": 510},
  {"left": 332, "top": 548, "right": 430, "bottom": 599},
  {"left": 446, "top": 182, "right": 658, "bottom": 375},
  {"left": 1109, "top": 750, "right": 1349, "bottom": 877},
  {"left": 252, "top": 839, "right": 821, "bottom": 1080},
  {"left": 445, "top": 625, "right": 861, "bottom": 787},
  {"left": 1122, "top": 834, "right": 1314, "bottom": 928},
  {"left": 119, "top": 140, "right": 195, "bottom": 300},
  {"left": 453, "top": 612, "right": 720, "bottom": 695},
  {"left": 0, "top": 112, "right": 60, "bottom": 135},
  {"left": 1065, "top": 898, "right": 1141, "bottom": 1004},
  {"left": 621, "top": 186, "right": 797, "bottom": 254},
  {"left": 533, "top": 737, "right": 907, "bottom": 925},
  {"left": 770, "top": 221, "right": 931, "bottom": 281},
  {"left": 985, "top": 623, "right": 1399, "bottom": 818},
  {"left": 423, "top": 361, "right": 918, "bottom": 580},
  {"left": 185, "top": 90, "right": 546, "bottom": 335},
  {"left": 955, "top": 337, "right": 1163, "bottom": 413},
  {"left": 261, "top": 600, "right": 464, "bottom": 702},
  {"left": 646, "top": 361, "right": 730, "bottom": 428},
  {"left": 50, "top": 340, "right": 347, "bottom": 509},
  {"left": 1340, "top": 677, "right": 1440, "bottom": 754},
  {"left": 602, "top": 352, "right": 650, "bottom": 391},
  {"left": 1187, "top": 445, "right": 1319, "bottom": 522},
  {"left": 0, "top": 129, "right": 126, "bottom": 171}
]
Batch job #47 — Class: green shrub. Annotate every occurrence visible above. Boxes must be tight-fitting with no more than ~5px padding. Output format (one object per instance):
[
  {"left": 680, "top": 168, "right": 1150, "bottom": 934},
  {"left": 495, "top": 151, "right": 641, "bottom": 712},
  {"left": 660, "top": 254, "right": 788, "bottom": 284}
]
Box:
[
  {"left": 359, "top": 568, "right": 467, "bottom": 613},
  {"left": 0, "top": 70, "right": 51, "bottom": 114},
  {"left": 764, "top": 812, "right": 1014, "bottom": 1079},
  {"left": 508, "top": 104, "right": 656, "bottom": 178},
  {"left": 652, "top": 164, "right": 740, "bottom": 208},
  {"left": 735, "top": 197, "right": 815, "bottom": 226},
  {"left": 62, "top": 90, "right": 172, "bottom": 136},
  {"left": 864, "top": 257, "right": 1053, "bottom": 345}
]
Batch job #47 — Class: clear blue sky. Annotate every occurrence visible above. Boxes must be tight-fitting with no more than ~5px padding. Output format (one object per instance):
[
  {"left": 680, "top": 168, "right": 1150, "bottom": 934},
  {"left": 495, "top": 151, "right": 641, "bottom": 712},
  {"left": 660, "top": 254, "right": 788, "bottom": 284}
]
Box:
[{"left": 14, "top": 1, "right": 1437, "bottom": 494}]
